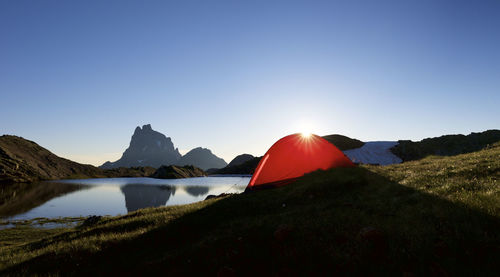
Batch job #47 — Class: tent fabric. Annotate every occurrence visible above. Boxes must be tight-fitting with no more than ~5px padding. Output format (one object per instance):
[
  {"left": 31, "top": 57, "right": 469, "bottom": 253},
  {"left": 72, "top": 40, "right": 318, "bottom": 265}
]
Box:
[{"left": 246, "top": 133, "right": 354, "bottom": 190}]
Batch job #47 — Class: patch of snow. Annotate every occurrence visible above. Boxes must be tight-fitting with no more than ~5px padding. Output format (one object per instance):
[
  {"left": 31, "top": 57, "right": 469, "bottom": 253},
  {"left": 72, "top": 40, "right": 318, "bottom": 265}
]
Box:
[
  {"left": 157, "top": 140, "right": 161, "bottom": 147},
  {"left": 344, "top": 141, "right": 402, "bottom": 165},
  {"left": 142, "top": 146, "right": 148, "bottom": 152},
  {"left": 138, "top": 160, "right": 143, "bottom": 163}
]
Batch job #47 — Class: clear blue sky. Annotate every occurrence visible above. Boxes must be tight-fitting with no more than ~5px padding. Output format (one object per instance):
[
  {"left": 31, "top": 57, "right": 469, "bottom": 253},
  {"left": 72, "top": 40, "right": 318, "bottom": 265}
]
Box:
[{"left": 1, "top": 0, "right": 499, "bottom": 166}]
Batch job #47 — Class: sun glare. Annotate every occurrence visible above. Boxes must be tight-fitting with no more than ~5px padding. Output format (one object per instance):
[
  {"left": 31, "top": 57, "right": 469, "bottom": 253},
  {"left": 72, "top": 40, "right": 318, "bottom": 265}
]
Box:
[
  {"left": 296, "top": 119, "right": 316, "bottom": 139},
  {"left": 300, "top": 132, "right": 312, "bottom": 138}
]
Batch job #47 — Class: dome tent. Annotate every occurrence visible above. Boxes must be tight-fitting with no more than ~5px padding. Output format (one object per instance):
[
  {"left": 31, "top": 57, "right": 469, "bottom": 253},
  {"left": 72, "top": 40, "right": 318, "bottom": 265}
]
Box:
[{"left": 246, "top": 133, "right": 355, "bottom": 191}]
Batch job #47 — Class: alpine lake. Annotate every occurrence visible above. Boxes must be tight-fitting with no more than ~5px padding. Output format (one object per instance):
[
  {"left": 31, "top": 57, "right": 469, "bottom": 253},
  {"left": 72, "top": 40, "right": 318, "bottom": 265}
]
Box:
[{"left": 0, "top": 176, "right": 250, "bottom": 229}]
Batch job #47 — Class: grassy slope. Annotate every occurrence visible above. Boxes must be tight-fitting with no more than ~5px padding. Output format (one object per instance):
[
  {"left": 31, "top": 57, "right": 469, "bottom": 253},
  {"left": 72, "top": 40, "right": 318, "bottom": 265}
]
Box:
[{"left": 1, "top": 144, "right": 499, "bottom": 276}]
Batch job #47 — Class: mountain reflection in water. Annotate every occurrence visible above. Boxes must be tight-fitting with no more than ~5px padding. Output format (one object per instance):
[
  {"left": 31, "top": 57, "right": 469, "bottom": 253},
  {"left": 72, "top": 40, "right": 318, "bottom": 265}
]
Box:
[
  {"left": 2, "top": 177, "right": 250, "bottom": 221},
  {"left": 184, "top": 186, "right": 210, "bottom": 197},
  {"left": 120, "top": 185, "right": 214, "bottom": 212},
  {"left": 120, "top": 185, "right": 176, "bottom": 212}
]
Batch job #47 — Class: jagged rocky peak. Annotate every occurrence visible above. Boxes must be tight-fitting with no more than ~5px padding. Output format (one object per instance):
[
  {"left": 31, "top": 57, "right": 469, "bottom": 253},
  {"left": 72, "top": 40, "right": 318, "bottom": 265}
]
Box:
[
  {"left": 128, "top": 124, "right": 177, "bottom": 153},
  {"left": 101, "top": 124, "right": 181, "bottom": 169},
  {"left": 134, "top": 124, "right": 153, "bottom": 134},
  {"left": 100, "top": 124, "right": 229, "bottom": 171}
]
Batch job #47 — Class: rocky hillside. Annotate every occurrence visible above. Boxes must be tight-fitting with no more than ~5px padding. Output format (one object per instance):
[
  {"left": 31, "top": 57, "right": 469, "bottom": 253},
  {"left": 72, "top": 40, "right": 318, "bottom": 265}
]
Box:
[
  {"left": 206, "top": 154, "right": 254, "bottom": 174},
  {"left": 103, "top": 166, "right": 157, "bottom": 178},
  {"left": 0, "top": 135, "right": 179, "bottom": 184},
  {"left": 0, "top": 135, "right": 104, "bottom": 183},
  {"left": 177, "top": 147, "right": 227, "bottom": 170},
  {"left": 322, "top": 134, "right": 365, "bottom": 151},
  {"left": 101, "top": 124, "right": 181, "bottom": 169},
  {"left": 150, "top": 165, "right": 206, "bottom": 179},
  {"left": 226, "top": 154, "right": 254, "bottom": 168},
  {"left": 211, "top": 156, "right": 262, "bottom": 175},
  {"left": 391, "top": 129, "right": 500, "bottom": 161}
]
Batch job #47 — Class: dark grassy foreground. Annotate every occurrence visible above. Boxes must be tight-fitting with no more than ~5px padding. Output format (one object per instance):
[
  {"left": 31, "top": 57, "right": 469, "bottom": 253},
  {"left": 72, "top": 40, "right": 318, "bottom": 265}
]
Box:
[{"left": 1, "top": 144, "right": 499, "bottom": 276}]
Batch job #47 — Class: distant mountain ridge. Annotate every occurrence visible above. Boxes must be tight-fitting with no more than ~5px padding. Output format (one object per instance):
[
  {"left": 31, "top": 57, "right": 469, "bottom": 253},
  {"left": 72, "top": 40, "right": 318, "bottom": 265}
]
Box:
[
  {"left": 226, "top": 154, "right": 254, "bottom": 168},
  {"left": 5, "top": 129, "right": 497, "bottom": 183},
  {"left": 101, "top": 124, "right": 227, "bottom": 170},
  {"left": 178, "top": 147, "right": 227, "bottom": 170}
]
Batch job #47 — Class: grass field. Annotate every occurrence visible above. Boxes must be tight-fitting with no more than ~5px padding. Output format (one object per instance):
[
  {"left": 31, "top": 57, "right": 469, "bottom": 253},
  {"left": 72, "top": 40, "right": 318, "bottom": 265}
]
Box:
[{"left": 0, "top": 143, "right": 499, "bottom": 276}]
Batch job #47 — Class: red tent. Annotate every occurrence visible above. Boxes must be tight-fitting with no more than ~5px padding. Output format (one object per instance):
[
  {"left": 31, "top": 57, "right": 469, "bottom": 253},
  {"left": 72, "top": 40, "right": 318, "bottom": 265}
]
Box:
[{"left": 246, "top": 133, "right": 354, "bottom": 191}]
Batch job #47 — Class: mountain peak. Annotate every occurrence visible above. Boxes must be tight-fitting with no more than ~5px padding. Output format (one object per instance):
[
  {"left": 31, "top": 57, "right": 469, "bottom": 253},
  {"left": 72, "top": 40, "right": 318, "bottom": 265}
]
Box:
[
  {"left": 101, "top": 125, "right": 181, "bottom": 169},
  {"left": 227, "top": 154, "right": 255, "bottom": 168},
  {"left": 178, "top": 147, "right": 227, "bottom": 170},
  {"left": 100, "top": 125, "right": 228, "bottom": 171},
  {"left": 134, "top": 124, "right": 154, "bottom": 135},
  {"left": 192, "top": 147, "right": 210, "bottom": 153}
]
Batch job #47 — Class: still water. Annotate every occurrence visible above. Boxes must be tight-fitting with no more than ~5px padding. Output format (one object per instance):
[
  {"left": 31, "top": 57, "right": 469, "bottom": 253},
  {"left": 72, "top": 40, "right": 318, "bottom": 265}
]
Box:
[{"left": 2, "top": 176, "right": 250, "bottom": 221}]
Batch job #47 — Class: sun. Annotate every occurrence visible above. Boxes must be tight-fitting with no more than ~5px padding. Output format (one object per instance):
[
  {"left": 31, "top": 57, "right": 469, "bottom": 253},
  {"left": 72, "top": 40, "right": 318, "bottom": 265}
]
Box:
[
  {"left": 296, "top": 120, "right": 315, "bottom": 138},
  {"left": 300, "top": 132, "right": 312, "bottom": 138}
]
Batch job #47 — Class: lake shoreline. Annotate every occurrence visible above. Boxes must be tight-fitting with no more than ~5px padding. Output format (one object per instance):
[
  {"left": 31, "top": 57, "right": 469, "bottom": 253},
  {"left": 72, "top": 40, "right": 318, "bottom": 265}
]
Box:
[{"left": 1, "top": 176, "right": 250, "bottom": 223}]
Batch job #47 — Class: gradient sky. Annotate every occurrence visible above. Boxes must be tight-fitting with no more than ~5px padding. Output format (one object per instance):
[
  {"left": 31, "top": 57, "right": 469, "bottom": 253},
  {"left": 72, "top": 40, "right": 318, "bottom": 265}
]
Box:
[{"left": 1, "top": 0, "right": 499, "bottom": 166}]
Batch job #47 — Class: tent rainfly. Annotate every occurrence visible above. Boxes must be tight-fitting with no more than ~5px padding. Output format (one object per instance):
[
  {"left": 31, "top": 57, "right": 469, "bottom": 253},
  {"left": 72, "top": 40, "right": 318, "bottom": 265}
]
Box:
[{"left": 246, "top": 133, "right": 354, "bottom": 191}]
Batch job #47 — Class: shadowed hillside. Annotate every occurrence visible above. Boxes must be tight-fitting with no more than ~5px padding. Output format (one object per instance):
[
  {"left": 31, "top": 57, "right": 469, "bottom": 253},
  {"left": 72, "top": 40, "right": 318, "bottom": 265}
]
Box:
[
  {"left": 1, "top": 143, "right": 499, "bottom": 276},
  {"left": 100, "top": 166, "right": 157, "bottom": 178},
  {"left": 227, "top": 154, "right": 255, "bottom": 168},
  {"left": 150, "top": 165, "right": 206, "bottom": 179},
  {"left": 177, "top": 147, "right": 227, "bottom": 170},
  {"left": 212, "top": 156, "right": 262, "bottom": 175},
  {"left": 391, "top": 129, "right": 500, "bottom": 161},
  {"left": 322, "top": 134, "right": 365, "bottom": 151},
  {"left": 0, "top": 136, "right": 105, "bottom": 183}
]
